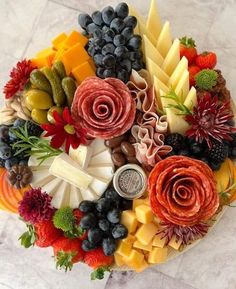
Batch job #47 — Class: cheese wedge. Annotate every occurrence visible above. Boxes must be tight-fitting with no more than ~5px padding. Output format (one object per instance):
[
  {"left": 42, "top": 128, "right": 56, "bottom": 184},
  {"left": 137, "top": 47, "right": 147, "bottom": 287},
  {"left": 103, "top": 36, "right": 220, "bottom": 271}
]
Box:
[
  {"left": 143, "top": 35, "right": 164, "bottom": 67},
  {"left": 90, "top": 138, "right": 107, "bottom": 156},
  {"left": 169, "top": 56, "right": 188, "bottom": 88},
  {"left": 146, "top": 57, "right": 169, "bottom": 84},
  {"left": 89, "top": 177, "right": 110, "bottom": 197},
  {"left": 80, "top": 187, "right": 97, "bottom": 201},
  {"left": 175, "top": 69, "right": 189, "bottom": 101},
  {"left": 166, "top": 107, "right": 190, "bottom": 134},
  {"left": 49, "top": 153, "right": 93, "bottom": 189},
  {"left": 162, "top": 39, "right": 180, "bottom": 76},
  {"left": 154, "top": 80, "right": 170, "bottom": 111},
  {"left": 87, "top": 165, "right": 114, "bottom": 181},
  {"left": 138, "top": 21, "right": 156, "bottom": 46},
  {"left": 89, "top": 149, "right": 113, "bottom": 166},
  {"left": 42, "top": 177, "right": 62, "bottom": 197},
  {"left": 156, "top": 21, "right": 172, "bottom": 58},
  {"left": 69, "top": 186, "right": 82, "bottom": 208},
  {"left": 69, "top": 145, "right": 93, "bottom": 169},
  {"left": 31, "top": 169, "right": 54, "bottom": 187},
  {"left": 184, "top": 86, "right": 197, "bottom": 110},
  {"left": 146, "top": 0, "right": 162, "bottom": 41},
  {"left": 51, "top": 181, "right": 70, "bottom": 208}
]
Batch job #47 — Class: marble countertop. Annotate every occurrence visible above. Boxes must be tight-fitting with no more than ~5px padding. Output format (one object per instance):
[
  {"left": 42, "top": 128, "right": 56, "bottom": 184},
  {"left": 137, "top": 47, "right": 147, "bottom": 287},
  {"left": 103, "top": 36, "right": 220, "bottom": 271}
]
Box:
[{"left": 0, "top": 0, "right": 236, "bottom": 289}]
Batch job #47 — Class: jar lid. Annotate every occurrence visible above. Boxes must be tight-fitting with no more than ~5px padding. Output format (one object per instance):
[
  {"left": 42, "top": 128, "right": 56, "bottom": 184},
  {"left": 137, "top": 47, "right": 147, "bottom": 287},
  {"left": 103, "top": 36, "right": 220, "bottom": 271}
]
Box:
[{"left": 113, "top": 164, "right": 147, "bottom": 200}]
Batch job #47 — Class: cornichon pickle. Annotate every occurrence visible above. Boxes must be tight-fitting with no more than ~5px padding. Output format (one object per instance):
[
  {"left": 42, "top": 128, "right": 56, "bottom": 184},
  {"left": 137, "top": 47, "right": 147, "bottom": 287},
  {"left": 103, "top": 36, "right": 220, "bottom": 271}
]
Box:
[
  {"left": 25, "top": 89, "right": 53, "bottom": 110},
  {"left": 47, "top": 106, "right": 63, "bottom": 123},
  {"left": 61, "top": 77, "right": 77, "bottom": 107},
  {"left": 30, "top": 70, "right": 52, "bottom": 94},
  {"left": 31, "top": 108, "right": 48, "bottom": 124},
  {"left": 52, "top": 61, "right": 66, "bottom": 79},
  {"left": 41, "top": 67, "right": 66, "bottom": 106}
]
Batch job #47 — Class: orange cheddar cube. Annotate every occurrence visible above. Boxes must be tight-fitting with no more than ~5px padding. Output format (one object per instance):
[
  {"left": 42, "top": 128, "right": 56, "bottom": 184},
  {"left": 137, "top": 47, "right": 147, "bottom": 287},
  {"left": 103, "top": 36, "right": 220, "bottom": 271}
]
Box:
[
  {"left": 31, "top": 57, "right": 51, "bottom": 68},
  {"left": 54, "top": 47, "right": 66, "bottom": 62},
  {"left": 72, "top": 61, "right": 95, "bottom": 83},
  {"left": 62, "top": 43, "right": 90, "bottom": 75},
  {"left": 52, "top": 33, "right": 67, "bottom": 50},
  {"left": 63, "top": 30, "right": 88, "bottom": 48},
  {"left": 36, "top": 48, "right": 56, "bottom": 63}
]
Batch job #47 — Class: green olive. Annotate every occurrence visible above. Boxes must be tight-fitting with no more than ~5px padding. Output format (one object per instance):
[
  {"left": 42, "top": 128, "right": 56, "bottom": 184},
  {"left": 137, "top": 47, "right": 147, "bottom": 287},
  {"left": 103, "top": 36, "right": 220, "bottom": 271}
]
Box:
[
  {"left": 31, "top": 109, "right": 49, "bottom": 124},
  {"left": 47, "top": 106, "right": 63, "bottom": 123},
  {"left": 25, "top": 89, "right": 53, "bottom": 110}
]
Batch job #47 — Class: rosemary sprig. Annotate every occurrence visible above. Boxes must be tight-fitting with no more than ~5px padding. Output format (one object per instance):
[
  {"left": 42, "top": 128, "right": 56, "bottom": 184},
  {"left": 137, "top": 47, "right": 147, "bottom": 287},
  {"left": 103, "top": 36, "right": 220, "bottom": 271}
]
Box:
[
  {"left": 10, "top": 123, "right": 62, "bottom": 165},
  {"left": 161, "top": 90, "right": 192, "bottom": 116}
]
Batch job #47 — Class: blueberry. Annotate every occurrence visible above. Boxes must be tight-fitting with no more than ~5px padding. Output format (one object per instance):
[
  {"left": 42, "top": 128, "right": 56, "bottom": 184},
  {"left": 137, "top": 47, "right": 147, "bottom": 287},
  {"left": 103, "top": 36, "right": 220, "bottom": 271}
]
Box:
[
  {"left": 0, "top": 143, "right": 12, "bottom": 160},
  {"left": 178, "top": 149, "right": 190, "bottom": 157},
  {"left": 127, "top": 35, "right": 142, "bottom": 50},
  {"left": 104, "top": 29, "right": 115, "bottom": 43},
  {"left": 132, "top": 60, "right": 143, "bottom": 71},
  {"left": 110, "top": 18, "right": 125, "bottom": 33},
  {"left": 102, "top": 237, "right": 116, "bottom": 256},
  {"left": 102, "top": 54, "right": 116, "bottom": 68},
  {"left": 114, "top": 46, "right": 128, "bottom": 59},
  {"left": 92, "top": 11, "right": 103, "bottom": 26},
  {"left": 112, "top": 224, "right": 128, "bottom": 239},
  {"left": 96, "top": 198, "right": 112, "bottom": 213},
  {"left": 120, "top": 59, "right": 132, "bottom": 73},
  {"left": 210, "top": 161, "right": 221, "bottom": 171},
  {"left": 78, "top": 13, "right": 93, "bottom": 30},
  {"left": 94, "top": 37, "right": 106, "bottom": 48},
  {"left": 8, "top": 130, "right": 17, "bottom": 142},
  {"left": 104, "top": 188, "right": 121, "bottom": 202},
  {"left": 98, "top": 219, "right": 110, "bottom": 233},
  {"left": 96, "top": 67, "right": 105, "bottom": 78},
  {"left": 190, "top": 143, "right": 203, "bottom": 155},
  {"left": 115, "top": 2, "right": 129, "bottom": 19},
  {"left": 124, "top": 16, "right": 137, "bottom": 29},
  {"left": 113, "top": 34, "right": 126, "bottom": 47},
  {"left": 107, "top": 208, "right": 120, "bottom": 224},
  {"left": 79, "top": 200, "right": 95, "bottom": 213},
  {"left": 80, "top": 213, "right": 97, "bottom": 230},
  {"left": 121, "top": 27, "right": 133, "bottom": 40},
  {"left": 120, "top": 198, "right": 132, "bottom": 210},
  {"left": 103, "top": 69, "right": 116, "bottom": 78},
  {"left": 93, "top": 54, "right": 103, "bottom": 66},
  {"left": 82, "top": 239, "right": 96, "bottom": 251},
  {"left": 93, "top": 29, "right": 103, "bottom": 39},
  {"left": 0, "top": 125, "right": 9, "bottom": 142},
  {"left": 88, "top": 228, "right": 103, "bottom": 245},
  {"left": 102, "top": 43, "right": 115, "bottom": 55},
  {"left": 102, "top": 6, "right": 115, "bottom": 25},
  {"left": 117, "top": 69, "right": 129, "bottom": 83},
  {"left": 87, "top": 23, "right": 100, "bottom": 34},
  {"left": 102, "top": 25, "right": 110, "bottom": 33},
  {"left": 13, "top": 119, "right": 26, "bottom": 128},
  {"left": 4, "top": 157, "right": 18, "bottom": 170},
  {"left": 87, "top": 45, "right": 96, "bottom": 57}
]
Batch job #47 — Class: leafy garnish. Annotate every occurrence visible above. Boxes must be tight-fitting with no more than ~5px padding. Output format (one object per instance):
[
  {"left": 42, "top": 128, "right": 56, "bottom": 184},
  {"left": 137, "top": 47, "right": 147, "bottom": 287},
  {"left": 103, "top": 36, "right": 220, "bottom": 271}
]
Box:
[
  {"left": 91, "top": 266, "right": 111, "bottom": 280},
  {"left": 56, "top": 251, "right": 76, "bottom": 272},
  {"left": 18, "top": 223, "right": 37, "bottom": 248},
  {"left": 179, "top": 36, "right": 196, "bottom": 48},
  {"left": 64, "top": 226, "right": 85, "bottom": 239},
  {"left": 10, "top": 123, "right": 62, "bottom": 165},
  {"left": 195, "top": 69, "right": 218, "bottom": 90},
  {"left": 161, "top": 90, "right": 192, "bottom": 116}
]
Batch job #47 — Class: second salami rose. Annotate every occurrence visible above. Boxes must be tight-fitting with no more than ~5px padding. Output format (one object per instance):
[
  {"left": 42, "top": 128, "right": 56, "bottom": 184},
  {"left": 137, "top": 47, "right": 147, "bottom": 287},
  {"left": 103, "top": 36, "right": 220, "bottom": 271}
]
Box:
[
  {"left": 71, "top": 77, "right": 136, "bottom": 139},
  {"left": 149, "top": 156, "right": 219, "bottom": 226}
]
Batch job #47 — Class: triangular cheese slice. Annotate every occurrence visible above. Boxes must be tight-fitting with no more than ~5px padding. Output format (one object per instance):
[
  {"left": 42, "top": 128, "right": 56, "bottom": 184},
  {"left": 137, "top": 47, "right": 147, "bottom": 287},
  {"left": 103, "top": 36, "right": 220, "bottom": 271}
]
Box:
[
  {"left": 169, "top": 56, "right": 188, "bottom": 88},
  {"left": 166, "top": 107, "right": 190, "bottom": 134},
  {"left": 154, "top": 79, "right": 169, "bottom": 111},
  {"left": 143, "top": 35, "right": 164, "bottom": 67},
  {"left": 184, "top": 86, "right": 197, "bottom": 110},
  {"left": 175, "top": 69, "right": 189, "bottom": 102},
  {"left": 128, "top": 5, "right": 145, "bottom": 35},
  {"left": 162, "top": 39, "right": 180, "bottom": 76},
  {"left": 146, "top": 0, "right": 162, "bottom": 41},
  {"left": 156, "top": 21, "right": 172, "bottom": 58},
  {"left": 146, "top": 57, "right": 169, "bottom": 84},
  {"left": 138, "top": 20, "right": 156, "bottom": 46}
]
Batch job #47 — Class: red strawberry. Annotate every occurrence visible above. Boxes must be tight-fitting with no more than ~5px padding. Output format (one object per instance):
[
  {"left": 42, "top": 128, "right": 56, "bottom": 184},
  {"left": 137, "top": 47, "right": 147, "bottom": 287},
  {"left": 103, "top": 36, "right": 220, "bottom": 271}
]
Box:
[
  {"left": 53, "top": 236, "right": 85, "bottom": 272},
  {"left": 189, "top": 65, "right": 201, "bottom": 87},
  {"left": 84, "top": 248, "right": 114, "bottom": 269},
  {"left": 180, "top": 36, "right": 198, "bottom": 65},
  {"left": 35, "top": 220, "right": 62, "bottom": 248},
  {"left": 195, "top": 51, "right": 217, "bottom": 69},
  {"left": 73, "top": 209, "right": 84, "bottom": 223}
]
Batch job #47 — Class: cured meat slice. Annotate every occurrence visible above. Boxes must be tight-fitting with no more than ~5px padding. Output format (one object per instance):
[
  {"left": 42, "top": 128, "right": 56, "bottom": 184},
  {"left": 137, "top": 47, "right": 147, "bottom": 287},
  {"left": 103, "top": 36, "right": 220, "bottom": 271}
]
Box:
[{"left": 148, "top": 156, "right": 219, "bottom": 226}]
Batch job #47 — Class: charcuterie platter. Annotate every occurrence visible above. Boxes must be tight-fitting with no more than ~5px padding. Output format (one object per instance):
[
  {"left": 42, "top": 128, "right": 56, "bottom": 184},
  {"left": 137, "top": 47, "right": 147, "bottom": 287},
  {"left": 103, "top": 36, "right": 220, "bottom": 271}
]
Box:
[{"left": 1, "top": 0, "right": 236, "bottom": 280}]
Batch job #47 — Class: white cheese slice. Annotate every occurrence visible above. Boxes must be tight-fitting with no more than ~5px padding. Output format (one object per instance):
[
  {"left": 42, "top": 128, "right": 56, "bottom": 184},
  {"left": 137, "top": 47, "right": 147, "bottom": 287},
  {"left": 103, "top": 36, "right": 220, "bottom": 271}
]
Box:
[
  {"left": 128, "top": 5, "right": 146, "bottom": 35},
  {"left": 169, "top": 56, "right": 188, "bottom": 88},
  {"left": 175, "top": 69, "right": 190, "bottom": 102},
  {"left": 89, "top": 149, "right": 113, "bottom": 166},
  {"left": 156, "top": 21, "right": 172, "bottom": 58},
  {"left": 146, "top": 0, "right": 162, "bottom": 41},
  {"left": 49, "top": 153, "right": 93, "bottom": 189},
  {"left": 42, "top": 178, "right": 63, "bottom": 197},
  {"left": 89, "top": 178, "right": 110, "bottom": 197},
  {"left": 69, "top": 186, "right": 83, "bottom": 208},
  {"left": 69, "top": 145, "right": 93, "bottom": 169},
  {"left": 139, "top": 21, "right": 157, "bottom": 46},
  {"left": 154, "top": 79, "right": 170, "bottom": 111},
  {"left": 184, "top": 86, "right": 197, "bottom": 110},
  {"left": 87, "top": 165, "right": 114, "bottom": 182},
  {"left": 51, "top": 181, "right": 70, "bottom": 209},
  {"left": 90, "top": 138, "right": 107, "bottom": 156},
  {"left": 28, "top": 155, "right": 54, "bottom": 167},
  {"left": 162, "top": 39, "right": 180, "bottom": 76},
  {"left": 146, "top": 57, "right": 169, "bottom": 84},
  {"left": 80, "top": 187, "right": 98, "bottom": 201},
  {"left": 31, "top": 169, "right": 55, "bottom": 187},
  {"left": 143, "top": 35, "right": 164, "bottom": 67},
  {"left": 166, "top": 107, "right": 190, "bottom": 134},
  {"left": 159, "top": 89, "right": 176, "bottom": 113}
]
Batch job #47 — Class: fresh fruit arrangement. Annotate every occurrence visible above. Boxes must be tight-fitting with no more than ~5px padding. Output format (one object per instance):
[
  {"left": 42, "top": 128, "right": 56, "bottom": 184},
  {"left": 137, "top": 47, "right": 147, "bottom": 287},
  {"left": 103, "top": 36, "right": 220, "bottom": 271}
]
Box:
[{"left": 1, "top": 0, "right": 236, "bottom": 281}]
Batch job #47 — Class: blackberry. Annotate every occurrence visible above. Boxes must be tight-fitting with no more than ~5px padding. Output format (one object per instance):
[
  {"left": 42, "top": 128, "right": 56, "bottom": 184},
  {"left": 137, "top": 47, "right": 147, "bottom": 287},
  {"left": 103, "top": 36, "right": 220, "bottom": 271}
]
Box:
[
  {"left": 27, "top": 121, "right": 43, "bottom": 137},
  {"left": 165, "top": 133, "right": 185, "bottom": 152},
  {"left": 208, "top": 141, "right": 229, "bottom": 163}
]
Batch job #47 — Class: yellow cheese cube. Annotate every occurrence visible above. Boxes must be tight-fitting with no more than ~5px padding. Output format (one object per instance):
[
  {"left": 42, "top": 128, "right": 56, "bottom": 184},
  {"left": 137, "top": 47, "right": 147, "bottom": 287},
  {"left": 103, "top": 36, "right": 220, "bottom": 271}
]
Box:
[
  {"left": 52, "top": 33, "right": 67, "bottom": 50},
  {"left": 135, "top": 260, "right": 149, "bottom": 272},
  {"left": 168, "top": 236, "right": 182, "bottom": 250},
  {"left": 133, "top": 240, "right": 152, "bottom": 252},
  {"left": 36, "top": 47, "right": 55, "bottom": 58},
  {"left": 123, "top": 249, "right": 144, "bottom": 269},
  {"left": 114, "top": 253, "right": 125, "bottom": 267},
  {"left": 152, "top": 235, "right": 167, "bottom": 248},
  {"left": 148, "top": 247, "right": 168, "bottom": 264},
  {"left": 62, "top": 43, "right": 90, "bottom": 75},
  {"left": 135, "top": 223, "right": 158, "bottom": 245},
  {"left": 31, "top": 56, "right": 52, "bottom": 68},
  {"left": 72, "top": 61, "right": 95, "bottom": 84},
  {"left": 63, "top": 30, "right": 88, "bottom": 48},
  {"left": 116, "top": 241, "right": 132, "bottom": 258},
  {"left": 122, "top": 234, "right": 136, "bottom": 245},
  {"left": 121, "top": 210, "right": 138, "bottom": 234},
  {"left": 53, "top": 47, "right": 66, "bottom": 62},
  {"left": 132, "top": 198, "right": 146, "bottom": 210},
  {"left": 135, "top": 204, "right": 154, "bottom": 224}
]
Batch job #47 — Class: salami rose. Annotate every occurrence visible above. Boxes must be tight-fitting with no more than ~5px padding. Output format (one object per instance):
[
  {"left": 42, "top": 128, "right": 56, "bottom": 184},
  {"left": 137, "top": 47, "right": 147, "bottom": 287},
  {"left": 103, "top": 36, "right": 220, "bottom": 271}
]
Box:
[
  {"left": 71, "top": 77, "right": 136, "bottom": 139},
  {"left": 149, "top": 156, "right": 219, "bottom": 226}
]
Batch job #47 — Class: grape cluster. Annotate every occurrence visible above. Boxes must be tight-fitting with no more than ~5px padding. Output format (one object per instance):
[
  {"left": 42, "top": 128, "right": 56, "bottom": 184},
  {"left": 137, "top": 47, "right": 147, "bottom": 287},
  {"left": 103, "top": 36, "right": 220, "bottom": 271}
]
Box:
[
  {"left": 79, "top": 187, "right": 131, "bottom": 256},
  {"left": 78, "top": 2, "right": 144, "bottom": 83},
  {"left": 0, "top": 119, "right": 43, "bottom": 171}
]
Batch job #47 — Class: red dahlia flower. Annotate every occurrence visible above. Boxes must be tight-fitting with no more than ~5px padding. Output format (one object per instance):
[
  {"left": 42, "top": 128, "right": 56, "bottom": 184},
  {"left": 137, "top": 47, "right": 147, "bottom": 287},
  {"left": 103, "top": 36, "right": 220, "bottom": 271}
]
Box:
[
  {"left": 3, "top": 59, "right": 35, "bottom": 99},
  {"left": 185, "top": 93, "right": 236, "bottom": 148},
  {"left": 41, "top": 107, "right": 87, "bottom": 153}
]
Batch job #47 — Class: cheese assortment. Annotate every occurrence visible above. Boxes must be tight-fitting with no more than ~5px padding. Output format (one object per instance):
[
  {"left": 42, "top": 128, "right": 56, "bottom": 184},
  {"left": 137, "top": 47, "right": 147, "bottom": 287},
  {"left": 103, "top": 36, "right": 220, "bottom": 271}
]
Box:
[{"left": 0, "top": 0, "right": 235, "bottom": 282}]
